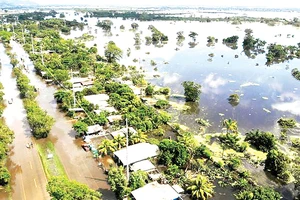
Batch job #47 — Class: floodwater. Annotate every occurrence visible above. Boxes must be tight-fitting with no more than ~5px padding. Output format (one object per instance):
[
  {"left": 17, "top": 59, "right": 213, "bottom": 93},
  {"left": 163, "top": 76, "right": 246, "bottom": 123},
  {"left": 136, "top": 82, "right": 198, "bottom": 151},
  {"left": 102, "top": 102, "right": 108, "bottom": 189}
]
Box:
[
  {"left": 61, "top": 12, "right": 300, "bottom": 136},
  {"left": 0, "top": 44, "right": 49, "bottom": 200},
  {"left": 5, "top": 41, "right": 116, "bottom": 200}
]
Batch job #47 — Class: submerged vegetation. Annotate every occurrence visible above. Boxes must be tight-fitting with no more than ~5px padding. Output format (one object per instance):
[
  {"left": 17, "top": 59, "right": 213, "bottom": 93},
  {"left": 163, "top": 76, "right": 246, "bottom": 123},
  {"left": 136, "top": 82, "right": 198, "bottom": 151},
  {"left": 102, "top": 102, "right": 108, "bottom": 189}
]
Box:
[{"left": 1, "top": 7, "right": 300, "bottom": 200}]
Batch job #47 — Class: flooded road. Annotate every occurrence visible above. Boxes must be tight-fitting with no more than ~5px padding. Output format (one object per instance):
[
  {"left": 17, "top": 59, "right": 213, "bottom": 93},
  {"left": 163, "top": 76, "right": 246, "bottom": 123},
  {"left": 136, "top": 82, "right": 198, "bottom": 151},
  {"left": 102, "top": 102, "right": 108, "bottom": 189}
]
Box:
[
  {"left": 0, "top": 44, "right": 49, "bottom": 200},
  {"left": 10, "top": 41, "right": 116, "bottom": 200}
]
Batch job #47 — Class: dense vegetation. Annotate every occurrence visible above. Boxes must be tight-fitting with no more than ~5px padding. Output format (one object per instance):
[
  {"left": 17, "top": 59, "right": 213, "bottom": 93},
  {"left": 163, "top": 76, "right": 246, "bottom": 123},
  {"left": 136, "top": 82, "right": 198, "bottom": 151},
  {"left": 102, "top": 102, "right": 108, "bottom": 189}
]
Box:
[
  {"left": 13, "top": 67, "right": 55, "bottom": 138},
  {"left": 182, "top": 81, "right": 201, "bottom": 102},
  {"left": 245, "top": 129, "right": 276, "bottom": 152},
  {"left": 47, "top": 176, "right": 102, "bottom": 199},
  {"left": 242, "top": 29, "right": 266, "bottom": 58},
  {"left": 292, "top": 68, "right": 300, "bottom": 81},
  {"left": 0, "top": 83, "right": 14, "bottom": 187}
]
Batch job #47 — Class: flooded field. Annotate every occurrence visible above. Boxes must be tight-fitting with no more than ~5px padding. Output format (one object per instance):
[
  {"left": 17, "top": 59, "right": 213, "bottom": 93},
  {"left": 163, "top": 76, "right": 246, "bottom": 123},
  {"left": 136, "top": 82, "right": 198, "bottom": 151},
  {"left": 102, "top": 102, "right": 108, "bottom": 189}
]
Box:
[{"left": 60, "top": 11, "right": 300, "bottom": 136}]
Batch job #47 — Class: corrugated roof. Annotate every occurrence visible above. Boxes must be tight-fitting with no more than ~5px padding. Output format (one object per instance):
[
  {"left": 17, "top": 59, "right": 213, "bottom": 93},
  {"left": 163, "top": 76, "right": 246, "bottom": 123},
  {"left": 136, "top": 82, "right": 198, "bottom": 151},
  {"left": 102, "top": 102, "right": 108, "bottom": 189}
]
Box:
[{"left": 113, "top": 143, "right": 159, "bottom": 166}]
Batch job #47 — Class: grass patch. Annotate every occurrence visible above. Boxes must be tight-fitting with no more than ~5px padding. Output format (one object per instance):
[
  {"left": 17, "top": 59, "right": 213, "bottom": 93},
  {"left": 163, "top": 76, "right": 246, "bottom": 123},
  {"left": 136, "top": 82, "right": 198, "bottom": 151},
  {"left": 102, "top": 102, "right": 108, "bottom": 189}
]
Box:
[{"left": 36, "top": 141, "right": 67, "bottom": 179}]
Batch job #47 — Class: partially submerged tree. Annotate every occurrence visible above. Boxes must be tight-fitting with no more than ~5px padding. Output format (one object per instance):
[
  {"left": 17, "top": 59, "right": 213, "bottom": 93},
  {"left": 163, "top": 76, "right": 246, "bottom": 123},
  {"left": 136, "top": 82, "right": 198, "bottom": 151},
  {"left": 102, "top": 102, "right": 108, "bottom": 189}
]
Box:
[
  {"left": 105, "top": 41, "right": 123, "bottom": 63},
  {"left": 187, "top": 174, "right": 214, "bottom": 200},
  {"left": 182, "top": 81, "right": 201, "bottom": 102},
  {"left": 245, "top": 129, "right": 276, "bottom": 152}
]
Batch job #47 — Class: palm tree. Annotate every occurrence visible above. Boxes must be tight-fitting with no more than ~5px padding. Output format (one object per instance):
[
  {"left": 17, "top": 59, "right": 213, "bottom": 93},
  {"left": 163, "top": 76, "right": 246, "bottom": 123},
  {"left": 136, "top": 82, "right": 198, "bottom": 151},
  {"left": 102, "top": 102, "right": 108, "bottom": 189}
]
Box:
[
  {"left": 113, "top": 135, "right": 126, "bottom": 150},
  {"left": 187, "top": 174, "right": 215, "bottom": 200},
  {"left": 98, "top": 139, "right": 116, "bottom": 156},
  {"left": 129, "top": 132, "right": 147, "bottom": 145},
  {"left": 222, "top": 118, "right": 238, "bottom": 134}
]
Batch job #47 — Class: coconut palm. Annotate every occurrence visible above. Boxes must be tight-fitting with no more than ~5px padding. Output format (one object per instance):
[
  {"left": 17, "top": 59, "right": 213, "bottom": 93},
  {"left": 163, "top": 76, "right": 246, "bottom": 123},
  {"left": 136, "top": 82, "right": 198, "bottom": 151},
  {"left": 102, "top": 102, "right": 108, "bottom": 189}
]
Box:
[
  {"left": 129, "top": 132, "right": 147, "bottom": 145},
  {"left": 187, "top": 174, "right": 215, "bottom": 200},
  {"left": 98, "top": 139, "right": 116, "bottom": 156},
  {"left": 113, "top": 135, "right": 126, "bottom": 150},
  {"left": 222, "top": 118, "right": 238, "bottom": 134}
]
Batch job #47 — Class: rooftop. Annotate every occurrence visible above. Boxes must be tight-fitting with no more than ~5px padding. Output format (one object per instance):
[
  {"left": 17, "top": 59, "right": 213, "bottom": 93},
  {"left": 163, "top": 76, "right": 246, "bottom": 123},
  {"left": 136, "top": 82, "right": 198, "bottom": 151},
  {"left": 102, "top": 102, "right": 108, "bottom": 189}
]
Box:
[
  {"left": 84, "top": 94, "right": 110, "bottom": 107},
  {"left": 110, "top": 127, "right": 137, "bottom": 138},
  {"left": 113, "top": 143, "right": 159, "bottom": 166},
  {"left": 131, "top": 181, "right": 180, "bottom": 200},
  {"left": 130, "top": 160, "right": 156, "bottom": 172},
  {"left": 86, "top": 124, "right": 103, "bottom": 135}
]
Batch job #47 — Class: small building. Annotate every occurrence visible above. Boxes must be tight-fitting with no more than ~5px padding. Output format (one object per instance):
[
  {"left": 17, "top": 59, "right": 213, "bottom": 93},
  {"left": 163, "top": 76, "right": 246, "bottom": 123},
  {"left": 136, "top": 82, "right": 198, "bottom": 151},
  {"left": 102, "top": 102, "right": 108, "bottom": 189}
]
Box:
[
  {"left": 110, "top": 127, "right": 137, "bottom": 138},
  {"left": 94, "top": 106, "right": 117, "bottom": 114},
  {"left": 86, "top": 124, "right": 103, "bottom": 135},
  {"left": 130, "top": 160, "right": 156, "bottom": 172},
  {"left": 130, "top": 181, "right": 180, "bottom": 200},
  {"left": 70, "top": 77, "right": 90, "bottom": 84},
  {"left": 84, "top": 94, "right": 109, "bottom": 107},
  {"left": 107, "top": 115, "right": 122, "bottom": 124},
  {"left": 113, "top": 143, "right": 159, "bottom": 166},
  {"left": 81, "top": 80, "right": 94, "bottom": 87}
]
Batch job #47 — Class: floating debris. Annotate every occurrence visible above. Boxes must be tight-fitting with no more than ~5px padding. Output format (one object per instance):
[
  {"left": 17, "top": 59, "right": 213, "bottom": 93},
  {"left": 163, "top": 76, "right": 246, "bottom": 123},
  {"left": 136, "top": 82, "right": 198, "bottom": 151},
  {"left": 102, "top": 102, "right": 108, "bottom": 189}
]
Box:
[
  {"left": 252, "top": 98, "right": 257, "bottom": 101},
  {"left": 262, "top": 97, "right": 268, "bottom": 100},
  {"left": 228, "top": 80, "right": 236, "bottom": 83},
  {"left": 240, "top": 82, "right": 260, "bottom": 87},
  {"left": 263, "top": 108, "right": 271, "bottom": 113},
  {"left": 219, "top": 113, "right": 225, "bottom": 116}
]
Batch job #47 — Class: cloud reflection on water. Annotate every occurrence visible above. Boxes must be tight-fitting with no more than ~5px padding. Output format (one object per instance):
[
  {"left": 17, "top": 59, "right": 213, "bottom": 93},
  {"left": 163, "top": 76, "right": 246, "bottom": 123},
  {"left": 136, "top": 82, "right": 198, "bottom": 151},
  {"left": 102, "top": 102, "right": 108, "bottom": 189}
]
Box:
[
  {"left": 272, "top": 92, "right": 300, "bottom": 115},
  {"left": 202, "top": 73, "right": 227, "bottom": 94}
]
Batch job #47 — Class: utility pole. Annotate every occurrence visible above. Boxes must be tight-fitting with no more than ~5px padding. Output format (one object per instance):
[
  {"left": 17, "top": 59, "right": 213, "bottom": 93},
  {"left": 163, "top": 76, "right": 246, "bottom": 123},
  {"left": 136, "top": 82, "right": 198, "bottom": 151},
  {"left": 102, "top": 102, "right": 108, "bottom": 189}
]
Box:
[
  {"left": 41, "top": 43, "right": 44, "bottom": 65},
  {"left": 126, "top": 118, "right": 129, "bottom": 181},
  {"left": 71, "top": 69, "right": 76, "bottom": 108},
  {"left": 31, "top": 34, "right": 34, "bottom": 54}
]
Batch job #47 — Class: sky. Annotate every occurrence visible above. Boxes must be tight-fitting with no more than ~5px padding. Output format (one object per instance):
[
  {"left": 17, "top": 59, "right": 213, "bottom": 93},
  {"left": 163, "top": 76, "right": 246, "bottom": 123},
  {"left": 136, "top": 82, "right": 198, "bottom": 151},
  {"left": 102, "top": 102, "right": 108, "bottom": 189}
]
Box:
[{"left": 30, "top": 0, "right": 298, "bottom": 8}]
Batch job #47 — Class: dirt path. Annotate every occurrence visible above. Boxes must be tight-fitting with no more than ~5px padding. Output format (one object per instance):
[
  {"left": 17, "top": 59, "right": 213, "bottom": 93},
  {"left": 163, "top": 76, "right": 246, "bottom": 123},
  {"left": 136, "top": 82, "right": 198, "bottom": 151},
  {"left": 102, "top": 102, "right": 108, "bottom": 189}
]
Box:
[
  {"left": 10, "top": 41, "right": 116, "bottom": 200},
  {"left": 0, "top": 44, "right": 50, "bottom": 200}
]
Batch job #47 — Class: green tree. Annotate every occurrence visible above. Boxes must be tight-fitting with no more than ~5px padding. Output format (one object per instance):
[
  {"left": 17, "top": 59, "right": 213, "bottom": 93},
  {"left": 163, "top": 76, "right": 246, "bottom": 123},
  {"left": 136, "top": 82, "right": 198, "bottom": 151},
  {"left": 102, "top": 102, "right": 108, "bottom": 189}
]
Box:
[
  {"left": 228, "top": 93, "right": 240, "bottom": 107},
  {"left": 131, "top": 22, "right": 139, "bottom": 30},
  {"left": 47, "top": 176, "right": 102, "bottom": 200},
  {"left": 245, "top": 129, "right": 276, "bottom": 152},
  {"left": 98, "top": 139, "right": 116, "bottom": 156},
  {"left": 158, "top": 139, "right": 189, "bottom": 167},
  {"left": 235, "top": 186, "right": 281, "bottom": 200},
  {"left": 145, "top": 85, "right": 154, "bottom": 96},
  {"left": 0, "top": 167, "right": 10, "bottom": 186},
  {"left": 265, "top": 149, "right": 290, "bottom": 182},
  {"left": 73, "top": 121, "right": 88, "bottom": 136},
  {"left": 182, "top": 81, "right": 201, "bottom": 102},
  {"left": 105, "top": 41, "right": 123, "bottom": 63},
  {"left": 129, "top": 170, "right": 147, "bottom": 190},
  {"left": 189, "top": 31, "right": 198, "bottom": 42},
  {"left": 113, "top": 135, "right": 126, "bottom": 150},
  {"left": 108, "top": 166, "right": 130, "bottom": 199},
  {"left": 222, "top": 118, "right": 238, "bottom": 134},
  {"left": 187, "top": 174, "right": 214, "bottom": 200}
]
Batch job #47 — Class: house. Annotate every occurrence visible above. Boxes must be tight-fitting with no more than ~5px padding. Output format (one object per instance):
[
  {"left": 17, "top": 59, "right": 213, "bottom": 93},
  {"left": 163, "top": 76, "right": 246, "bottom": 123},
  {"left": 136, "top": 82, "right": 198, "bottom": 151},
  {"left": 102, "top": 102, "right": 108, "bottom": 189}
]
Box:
[
  {"left": 107, "top": 115, "right": 122, "bottom": 124},
  {"left": 130, "top": 181, "right": 180, "bottom": 200},
  {"left": 113, "top": 143, "right": 159, "bottom": 166},
  {"left": 110, "top": 127, "right": 137, "bottom": 138},
  {"left": 86, "top": 124, "right": 103, "bottom": 135},
  {"left": 84, "top": 94, "right": 109, "bottom": 107},
  {"left": 130, "top": 160, "right": 156, "bottom": 172}
]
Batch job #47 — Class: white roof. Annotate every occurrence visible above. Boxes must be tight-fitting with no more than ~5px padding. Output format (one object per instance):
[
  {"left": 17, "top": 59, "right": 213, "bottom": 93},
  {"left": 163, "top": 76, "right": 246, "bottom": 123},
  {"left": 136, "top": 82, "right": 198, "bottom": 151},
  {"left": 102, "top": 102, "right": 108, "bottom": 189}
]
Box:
[
  {"left": 84, "top": 94, "right": 109, "bottom": 107},
  {"left": 107, "top": 115, "right": 122, "bottom": 123},
  {"left": 172, "top": 185, "right": 184, "bottom": 194},
  {"left": 86, "top": 124, "right": 103, "bottom": 135},
  {"left": 70, "top": 77, "right": 90, "bottom": 83},
  {"left": 130, "top": 160, "right": 156, "bottom": 172},
  {"left": 110, "top": 127, "right": 137, "bottom": 138},
  {"left": 113, "top": 143, "right": 159, "bottom": 166},
  {"left": 131, "top": 181, "right": 179, "bottom": 200},
  {"left": 94, "top": 106, "right": 117, "bottom": 114}
]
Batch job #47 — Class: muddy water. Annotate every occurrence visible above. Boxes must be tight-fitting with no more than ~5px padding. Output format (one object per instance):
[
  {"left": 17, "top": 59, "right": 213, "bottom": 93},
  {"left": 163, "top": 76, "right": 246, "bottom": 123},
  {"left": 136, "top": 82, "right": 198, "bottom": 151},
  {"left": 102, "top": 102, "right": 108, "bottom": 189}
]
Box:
[
  {"left": 0, "top": 44, "right": 49, "bottom": 200},
  {"left": 9, "top": 41, "right": 116, "bottom": 200}
]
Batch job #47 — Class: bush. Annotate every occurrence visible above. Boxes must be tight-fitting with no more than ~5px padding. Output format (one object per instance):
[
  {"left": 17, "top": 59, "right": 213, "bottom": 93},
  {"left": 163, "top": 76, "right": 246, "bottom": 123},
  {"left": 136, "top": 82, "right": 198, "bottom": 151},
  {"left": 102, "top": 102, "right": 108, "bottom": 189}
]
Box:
[
  {"left": 265, "top": 149, "right": 290, "bottom": 182},
  {"left": 145, "top": 85, "right": 154, "bottom": 96},
  {"left": 235, "top": 186, "right": 281, "bottom": 200},
  {"left": 245, "top": 129, "right": 276, "bottom": 152},
  {"left": 195, "top": 144, "right": 212, "bottom": 159},
  {"left": 154, "top": 100, "right": 170, "bottom": 109}
]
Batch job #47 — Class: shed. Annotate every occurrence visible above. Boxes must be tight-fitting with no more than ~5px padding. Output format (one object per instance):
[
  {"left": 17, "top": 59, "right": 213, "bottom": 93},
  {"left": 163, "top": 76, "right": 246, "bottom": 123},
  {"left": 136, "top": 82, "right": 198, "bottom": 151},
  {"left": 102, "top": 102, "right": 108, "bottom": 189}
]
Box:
[
  {"left": 130, "top": 160, "right": 156, "bottom": 172},
  {"left": 113, "top": 143, "right": 159, "bottom": 166},
  {"left": 131, "top": 181, "right": 180, "bottom": 200},
  {"left": 86, "top": 124, "right": 103, "bottom": 135},
  {"left": 84, "top": 94, "right": 109, "bottom": 107},
  {"left": 107, "top": 115, "right": 122, "bottom": 123},
  {"left": 110, "top": 127, "right": 137, "bottom": 138}
]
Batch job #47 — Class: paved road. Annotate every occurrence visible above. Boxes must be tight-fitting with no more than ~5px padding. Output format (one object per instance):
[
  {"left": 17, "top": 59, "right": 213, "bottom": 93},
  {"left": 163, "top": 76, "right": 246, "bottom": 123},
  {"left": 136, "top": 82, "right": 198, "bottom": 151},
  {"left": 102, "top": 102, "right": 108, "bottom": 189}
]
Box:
[
  {"left": 11, "top": 41, "right": 116, "bottom": 199},
  {"left": 0, "top": 44, "right": 50, "bottom": 200}
]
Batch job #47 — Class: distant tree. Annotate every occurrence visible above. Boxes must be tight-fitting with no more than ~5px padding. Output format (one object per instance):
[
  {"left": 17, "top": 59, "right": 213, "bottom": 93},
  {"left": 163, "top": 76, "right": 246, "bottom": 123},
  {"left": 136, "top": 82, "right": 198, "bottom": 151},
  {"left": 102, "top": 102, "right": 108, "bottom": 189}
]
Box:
[
  {"left": 235, "top": 186, "right": 281, "bottom": 200},
  {"left": 105, "top": 41, "right": 123, "bottom": 63},
  {"left": 47, "top": 176, "right": 102, "bottom": 199},
  {"left": 189, "top": 31, "right": 198, "bottom": 42},
  {"left": 131, "top": 22, "right": 139, "bottom": 30},
  {"left": 277, "top": 118, "right": 297, "bottom": 128},
  {"left": 187, "top": 174, "right": 214, "bottom": 200},
  {"left": 292, "top": 68, "right": 300, "bottom": 81},
  {"left": 182, "top": 81, "right": 201, "bottom": 102},
  {"left": 228, "top": 93, "right": 240, "bottom": 107}
]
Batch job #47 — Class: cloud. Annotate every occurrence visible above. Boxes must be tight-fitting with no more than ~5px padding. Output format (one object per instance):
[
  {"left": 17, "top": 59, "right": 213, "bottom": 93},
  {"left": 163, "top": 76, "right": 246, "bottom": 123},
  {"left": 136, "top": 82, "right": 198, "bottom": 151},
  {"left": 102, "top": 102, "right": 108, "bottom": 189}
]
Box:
[
  {"left": 272, "top": 92, "right": 300, "bottom": 116},
  {"left": 202, "top": 73, "right": 227, "bottom": 94},
  {"left": 162, "top": 73, "right": 181, "bottom": 85}
]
